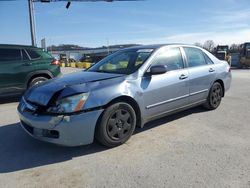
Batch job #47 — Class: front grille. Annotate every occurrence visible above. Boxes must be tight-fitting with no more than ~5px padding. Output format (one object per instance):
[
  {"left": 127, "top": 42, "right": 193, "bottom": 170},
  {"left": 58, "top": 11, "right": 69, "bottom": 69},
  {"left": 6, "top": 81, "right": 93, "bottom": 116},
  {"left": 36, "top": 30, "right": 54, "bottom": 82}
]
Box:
[
  {"left": 21, "top": 120, "right": 59, "bottom": 139},
  {"left": 44, "top": 130, "right": 59, "bottom": 139}
]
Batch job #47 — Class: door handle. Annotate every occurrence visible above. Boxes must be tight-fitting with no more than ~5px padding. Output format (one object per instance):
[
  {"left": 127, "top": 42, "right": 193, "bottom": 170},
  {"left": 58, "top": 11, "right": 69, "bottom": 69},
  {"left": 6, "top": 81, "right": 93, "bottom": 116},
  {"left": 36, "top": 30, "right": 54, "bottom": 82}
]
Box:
[
  {"left": 179, "top": 74, "right": 188, "bottom": 80},
  {"left": 209, "top": 68, "right": 215, "bottom": 72}
]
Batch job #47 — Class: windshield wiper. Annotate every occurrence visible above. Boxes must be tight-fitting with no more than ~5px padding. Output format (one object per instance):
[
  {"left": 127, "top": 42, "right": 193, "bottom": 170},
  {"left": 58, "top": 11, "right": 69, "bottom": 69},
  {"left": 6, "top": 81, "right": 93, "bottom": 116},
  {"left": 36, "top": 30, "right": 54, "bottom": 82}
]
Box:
[
  {"left": 94, "top": 70, "right": 111, "bottom": 73},
  {"left": 89, "top": 69, "right": 126, "bottom": 75}
]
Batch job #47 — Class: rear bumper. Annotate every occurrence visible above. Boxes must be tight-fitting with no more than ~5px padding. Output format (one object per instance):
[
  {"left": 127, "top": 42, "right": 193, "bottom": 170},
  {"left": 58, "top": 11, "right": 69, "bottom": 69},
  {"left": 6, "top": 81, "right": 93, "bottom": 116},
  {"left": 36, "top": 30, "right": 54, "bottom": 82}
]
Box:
[
  {"left": 18, "top": 106, "right": 103, "bottom": 147},
  {"left": 224, "top": 72, "right": 232, "bottom": 92}
]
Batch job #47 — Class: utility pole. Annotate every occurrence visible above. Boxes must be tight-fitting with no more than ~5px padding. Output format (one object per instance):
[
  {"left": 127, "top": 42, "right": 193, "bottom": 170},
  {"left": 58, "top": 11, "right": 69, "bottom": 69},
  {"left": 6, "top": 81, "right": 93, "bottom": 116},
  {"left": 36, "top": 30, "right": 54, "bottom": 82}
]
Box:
[
  {"left": 26, "top": 0, "right": 137, "bottom": 47},
  {"left": 28, "top": 0, "right": 37, "bottom": 46}
]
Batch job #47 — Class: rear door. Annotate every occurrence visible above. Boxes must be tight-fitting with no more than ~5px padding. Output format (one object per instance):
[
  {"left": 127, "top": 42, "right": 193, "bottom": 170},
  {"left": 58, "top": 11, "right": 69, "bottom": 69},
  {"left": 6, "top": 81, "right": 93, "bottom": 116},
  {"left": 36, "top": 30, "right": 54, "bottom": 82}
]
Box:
[
  {"left": 142, "top": 47, "right": 189, "bottom": 119},
  {"left": 183, "top": 47, "right": 216, "bottom": 104},
  {"left": 26, "top": 48, "right": 60, "bottom": 77},
  {"left": 0, "top": 48, "right": 24, "bottom": 95},
  {"left": 0, "top": 48, "right": 43, "bottom": 95},
  {"left": 25, "top": 48, "right": 44, "bottom": 68}
]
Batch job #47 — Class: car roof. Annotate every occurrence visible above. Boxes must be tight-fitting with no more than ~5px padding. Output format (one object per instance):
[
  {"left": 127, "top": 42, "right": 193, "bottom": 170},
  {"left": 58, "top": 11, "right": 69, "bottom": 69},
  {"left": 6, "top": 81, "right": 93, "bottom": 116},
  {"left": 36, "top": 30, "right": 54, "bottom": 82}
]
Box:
[
  {"left": 122, "top": 43, "right": 195, "bottom": 51},
  {"left": 0, "top": 44, "right": 41, "bottom": 49}
]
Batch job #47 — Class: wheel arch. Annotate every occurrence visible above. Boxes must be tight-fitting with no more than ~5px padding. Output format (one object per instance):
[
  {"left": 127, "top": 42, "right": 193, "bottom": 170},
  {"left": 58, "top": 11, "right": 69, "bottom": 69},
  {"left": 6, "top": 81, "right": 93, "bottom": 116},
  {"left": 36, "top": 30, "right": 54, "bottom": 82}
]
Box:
[
  {"left": 98, "top": 95, "right": 142, "bottom": 128},
  {"left": 26, "top": 70, "right": 53, "bottom": 88},
  {"left": 214, "top": 79, "right": 225, "bottom": 97}
]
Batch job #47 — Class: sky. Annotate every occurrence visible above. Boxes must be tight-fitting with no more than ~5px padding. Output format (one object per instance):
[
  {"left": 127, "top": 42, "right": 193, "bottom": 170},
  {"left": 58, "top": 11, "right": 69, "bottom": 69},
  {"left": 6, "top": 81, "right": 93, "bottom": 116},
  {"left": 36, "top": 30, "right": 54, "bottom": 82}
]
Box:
[{"left": 0, "top": 0, "right": 250, "bottom": 47}]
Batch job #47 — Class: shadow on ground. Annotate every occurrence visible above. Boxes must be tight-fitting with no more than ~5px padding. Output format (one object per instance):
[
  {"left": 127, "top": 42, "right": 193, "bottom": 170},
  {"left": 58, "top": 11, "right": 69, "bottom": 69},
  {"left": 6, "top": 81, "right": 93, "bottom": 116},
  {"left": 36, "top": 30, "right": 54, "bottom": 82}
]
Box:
[
  {"left": 0, "top": 106, "right": 206, "bottom": 173},
  {"left": 135, "top": 106, "right": 206, "bottom": 134}
]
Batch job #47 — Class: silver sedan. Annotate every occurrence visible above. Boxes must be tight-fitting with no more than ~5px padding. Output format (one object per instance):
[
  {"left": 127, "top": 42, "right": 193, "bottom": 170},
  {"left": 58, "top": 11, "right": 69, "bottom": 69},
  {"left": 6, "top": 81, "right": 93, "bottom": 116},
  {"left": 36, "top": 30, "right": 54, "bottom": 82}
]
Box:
[{"left": 18, "top": 44, "right": 232, "bottom": 147}]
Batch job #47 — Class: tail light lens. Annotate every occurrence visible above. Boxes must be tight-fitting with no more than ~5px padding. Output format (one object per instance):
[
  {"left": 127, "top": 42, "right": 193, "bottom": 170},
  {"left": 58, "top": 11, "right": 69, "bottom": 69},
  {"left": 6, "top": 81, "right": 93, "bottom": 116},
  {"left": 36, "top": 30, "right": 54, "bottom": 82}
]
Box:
[{"left": 51, "top": 60, "right": 60, "bottom": 65}]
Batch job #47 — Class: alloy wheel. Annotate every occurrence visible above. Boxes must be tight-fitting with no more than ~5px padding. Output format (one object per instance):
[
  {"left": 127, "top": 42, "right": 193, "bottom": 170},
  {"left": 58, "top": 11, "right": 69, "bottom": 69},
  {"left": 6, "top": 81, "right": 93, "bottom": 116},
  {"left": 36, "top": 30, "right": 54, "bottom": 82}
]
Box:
[
  {"left": 210, "top": 84, "right": 222, "bottom": 108},
  {"left": 106, "top": 109, "right": 132, "bottom": 141}
]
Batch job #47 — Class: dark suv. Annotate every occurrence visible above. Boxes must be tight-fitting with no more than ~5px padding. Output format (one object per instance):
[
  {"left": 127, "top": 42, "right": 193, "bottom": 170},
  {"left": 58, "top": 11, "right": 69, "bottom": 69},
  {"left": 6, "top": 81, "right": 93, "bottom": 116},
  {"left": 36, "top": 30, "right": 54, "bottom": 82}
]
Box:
[{"left": 0, "top": 44, "right": 61, "bottom": 97}]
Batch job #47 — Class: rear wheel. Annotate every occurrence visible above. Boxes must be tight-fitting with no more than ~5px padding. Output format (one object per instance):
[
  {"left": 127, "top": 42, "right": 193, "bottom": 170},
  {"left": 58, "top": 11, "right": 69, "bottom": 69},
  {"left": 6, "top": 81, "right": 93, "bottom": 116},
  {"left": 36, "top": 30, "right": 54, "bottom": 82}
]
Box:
[
  {"left": 95, "top": 102, "right": 136, "bottom": 147},
  {"left": 28, "top": 76, "right": 48, "bottom": 88},
  {"left": 203, "top": 82, "right": 223, "bottom": 110}
]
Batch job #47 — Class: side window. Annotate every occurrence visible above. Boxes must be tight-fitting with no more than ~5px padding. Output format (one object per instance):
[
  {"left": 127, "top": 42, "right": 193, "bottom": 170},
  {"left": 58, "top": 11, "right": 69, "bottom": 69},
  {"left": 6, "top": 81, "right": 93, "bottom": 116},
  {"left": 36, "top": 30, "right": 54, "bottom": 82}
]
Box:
[
  {"left": 203, "top": 53, "right": 214, "bottom": 64},
  {"left": 135, "top": 53, "right": 149, "bottom": 66},
  {"left": 0, "top": 48, "right": 21, "bottom": 62},
  {"left": 22, "top": 50, "right": 30, "bottom": 61},
  {"left": 26, "top": 49, "right": 41, "bottom": 59},
  {"left": 153, "top": 48, "right": 184, "bottom": 71},
  {"left": 184, "top": 47, "right": 207, "bottom": 68}
]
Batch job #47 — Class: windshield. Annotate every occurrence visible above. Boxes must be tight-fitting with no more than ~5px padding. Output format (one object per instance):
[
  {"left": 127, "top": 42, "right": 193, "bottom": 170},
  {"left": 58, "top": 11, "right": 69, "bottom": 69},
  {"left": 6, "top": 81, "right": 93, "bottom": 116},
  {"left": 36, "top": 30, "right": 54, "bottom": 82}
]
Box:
[
  {"left": 216, "top": 52, "right": 226, "bottom": 60},
  {"left": 88, "top": 49, "right": 154, "bottom": 75},
  {"left": 217, "top": 46, "right": 228, "bottom": 51}
]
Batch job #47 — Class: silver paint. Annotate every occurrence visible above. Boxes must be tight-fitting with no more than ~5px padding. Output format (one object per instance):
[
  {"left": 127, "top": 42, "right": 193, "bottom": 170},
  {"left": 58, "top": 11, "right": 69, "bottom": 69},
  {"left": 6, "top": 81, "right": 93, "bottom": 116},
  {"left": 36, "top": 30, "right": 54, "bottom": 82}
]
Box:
[{"left": 18, "top": 44, "right": 232, "bottom": 146}]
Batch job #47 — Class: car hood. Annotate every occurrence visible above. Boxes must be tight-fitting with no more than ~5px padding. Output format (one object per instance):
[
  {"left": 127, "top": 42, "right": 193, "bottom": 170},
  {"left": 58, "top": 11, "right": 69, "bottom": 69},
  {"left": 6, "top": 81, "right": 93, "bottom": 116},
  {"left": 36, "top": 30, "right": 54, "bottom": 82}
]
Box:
[{"left": 25, "top": 71, "right": 124, "bottom": 106}]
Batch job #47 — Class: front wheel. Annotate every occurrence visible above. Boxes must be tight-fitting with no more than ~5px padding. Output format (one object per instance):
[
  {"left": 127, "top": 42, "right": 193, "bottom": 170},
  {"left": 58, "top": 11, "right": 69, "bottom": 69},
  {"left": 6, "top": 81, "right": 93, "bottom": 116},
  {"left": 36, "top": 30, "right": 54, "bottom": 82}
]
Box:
[
  {"left": 203, "top": 82, "right": 223, "bottom": 110},
  {"left": 95, "top": 102, "right": 136, "bottom": 147},
  {"left": 28, "top": 77, "right": 48, "bottom": 88}
]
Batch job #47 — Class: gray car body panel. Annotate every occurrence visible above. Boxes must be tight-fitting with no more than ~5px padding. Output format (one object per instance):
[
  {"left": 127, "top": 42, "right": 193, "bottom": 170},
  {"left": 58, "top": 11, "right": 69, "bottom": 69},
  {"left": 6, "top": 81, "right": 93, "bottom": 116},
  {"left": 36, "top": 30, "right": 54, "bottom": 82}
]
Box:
[
  {"left": 18, "top": 101, "right": 104, "bottom": 146},
  {"left": 25, "top": 71, "right": 124, "bottom": 106},
  {"left": 18, "top": 44, "right": 232, "bottom": 146}
]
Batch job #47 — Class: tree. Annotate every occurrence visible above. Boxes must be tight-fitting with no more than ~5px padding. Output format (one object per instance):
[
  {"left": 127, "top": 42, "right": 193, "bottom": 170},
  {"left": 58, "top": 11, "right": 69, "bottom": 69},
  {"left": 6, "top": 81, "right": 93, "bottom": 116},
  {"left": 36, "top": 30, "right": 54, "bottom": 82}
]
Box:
[
  {"left": 203, "top": 40, "right": 215, "bottom": 52},
  {"left": 47, "top": 44, "right": 89, "bottom": 51},
  {"left": 229, "top": 44, "right": 240, "bottom": 53},
  {"left": 194, "top": 42, "right": 203, "bottom": 48}
]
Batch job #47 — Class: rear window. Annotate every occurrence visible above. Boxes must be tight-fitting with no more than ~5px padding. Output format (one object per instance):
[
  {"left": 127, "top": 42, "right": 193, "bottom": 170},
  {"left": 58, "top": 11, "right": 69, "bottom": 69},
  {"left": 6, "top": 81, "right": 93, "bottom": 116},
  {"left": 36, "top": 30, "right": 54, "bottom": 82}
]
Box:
[
  {"left": 41, "top": 51, "right": 53, "bottom": 59},
  {"left": 0, "top": 48, "right": 21, "bottom": 62},
  {"left": 34, "top": 49, "right": 53, "bottom": 59},
  {"left": 22, "top": 50, "right": 30, "bottom": 61},
  {"left": 26, "top": 49, "right": 41, "bottom": 59}
]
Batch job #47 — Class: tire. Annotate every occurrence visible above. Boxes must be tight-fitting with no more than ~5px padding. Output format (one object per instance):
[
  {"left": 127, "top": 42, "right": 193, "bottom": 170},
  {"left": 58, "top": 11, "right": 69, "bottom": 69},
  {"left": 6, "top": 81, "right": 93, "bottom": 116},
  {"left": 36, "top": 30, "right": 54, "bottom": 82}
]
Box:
[
  {"left": 203, "top": 82, "right": 223, "bottom": 110},
  {"left": 95, "top": 102, "right": 136, "bottom": 147},
  {"left": 28, "top": 76, "right": 48, "bottom": 88}
]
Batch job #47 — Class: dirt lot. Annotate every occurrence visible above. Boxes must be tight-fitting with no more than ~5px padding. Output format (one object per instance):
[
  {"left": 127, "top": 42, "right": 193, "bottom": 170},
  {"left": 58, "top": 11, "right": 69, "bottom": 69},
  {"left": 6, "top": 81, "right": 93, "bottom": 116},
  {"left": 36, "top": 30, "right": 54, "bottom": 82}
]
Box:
[{"left": 0, "top": 68, "right": 250, "bottom": 188}]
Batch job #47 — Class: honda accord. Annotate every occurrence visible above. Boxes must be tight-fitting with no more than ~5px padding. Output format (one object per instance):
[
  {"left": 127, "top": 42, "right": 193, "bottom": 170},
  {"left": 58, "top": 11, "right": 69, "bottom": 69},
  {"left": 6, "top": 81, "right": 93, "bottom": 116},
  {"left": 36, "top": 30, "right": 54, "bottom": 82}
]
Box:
[{"left": 18, "top": 44, "right": 231, "bottom": 147}]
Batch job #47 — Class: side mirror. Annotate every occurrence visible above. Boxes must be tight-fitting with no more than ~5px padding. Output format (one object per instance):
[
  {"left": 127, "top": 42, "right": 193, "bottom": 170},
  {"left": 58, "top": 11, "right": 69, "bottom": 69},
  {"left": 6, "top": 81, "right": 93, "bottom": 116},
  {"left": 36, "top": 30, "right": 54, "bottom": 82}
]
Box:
[{"left": 150, "top": 65, "right": 167, "bottom": 75}]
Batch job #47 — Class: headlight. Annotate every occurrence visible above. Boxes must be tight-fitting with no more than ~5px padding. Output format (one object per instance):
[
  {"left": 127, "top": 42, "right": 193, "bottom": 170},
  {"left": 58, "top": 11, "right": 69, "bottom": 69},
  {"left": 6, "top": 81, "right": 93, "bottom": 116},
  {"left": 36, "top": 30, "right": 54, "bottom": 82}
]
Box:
[{"left": 47, "top": 93, "right": 89, "bottom": 114}]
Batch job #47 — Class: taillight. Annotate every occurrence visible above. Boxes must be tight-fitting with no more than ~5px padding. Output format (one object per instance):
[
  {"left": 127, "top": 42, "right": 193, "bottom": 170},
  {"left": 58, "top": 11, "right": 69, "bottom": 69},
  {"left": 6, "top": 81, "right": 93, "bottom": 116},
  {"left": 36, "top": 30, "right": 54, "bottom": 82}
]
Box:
[{"left": 51, "top": 60, "right": 60, "bottom": 65}]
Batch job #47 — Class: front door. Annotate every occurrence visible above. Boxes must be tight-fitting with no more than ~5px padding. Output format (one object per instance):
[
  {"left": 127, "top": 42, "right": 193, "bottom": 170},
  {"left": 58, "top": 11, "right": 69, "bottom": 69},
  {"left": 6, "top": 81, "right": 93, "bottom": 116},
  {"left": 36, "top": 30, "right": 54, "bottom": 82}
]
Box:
[{"left": 141, "top": 47, "right": 189, "bottom": 120}]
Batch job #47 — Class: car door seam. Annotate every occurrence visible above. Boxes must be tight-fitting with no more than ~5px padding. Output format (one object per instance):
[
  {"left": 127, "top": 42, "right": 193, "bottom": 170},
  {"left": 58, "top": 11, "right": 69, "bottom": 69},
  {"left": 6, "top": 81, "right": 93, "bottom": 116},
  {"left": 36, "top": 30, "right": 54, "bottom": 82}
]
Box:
[
  {"left": 146, "top": 99, "right": 207, "bottom": 120},
  {"left": 189, "top": 89, "right": 208, "bottom": 96},
  {"left": 146, "top": 89, "right": 208, "bottom": 109},
  {"left": 146, "top": 94, "right": 189, "bottom": 109}
]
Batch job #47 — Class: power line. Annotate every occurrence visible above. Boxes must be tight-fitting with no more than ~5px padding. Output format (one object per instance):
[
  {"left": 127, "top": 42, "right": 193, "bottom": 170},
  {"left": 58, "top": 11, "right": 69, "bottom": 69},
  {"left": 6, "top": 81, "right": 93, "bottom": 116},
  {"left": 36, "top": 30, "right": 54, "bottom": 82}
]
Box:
[{"left": 27, "top": 0, "right": 142, "bottom": 46}]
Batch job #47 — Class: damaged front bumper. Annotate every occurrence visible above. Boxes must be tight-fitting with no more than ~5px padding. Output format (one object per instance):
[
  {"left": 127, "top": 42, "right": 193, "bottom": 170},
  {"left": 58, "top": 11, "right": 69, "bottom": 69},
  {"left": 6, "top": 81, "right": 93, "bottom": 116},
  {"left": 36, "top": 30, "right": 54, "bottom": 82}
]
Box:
[{"left": 17, "top": 100, "right": 103, "bottom": 147}]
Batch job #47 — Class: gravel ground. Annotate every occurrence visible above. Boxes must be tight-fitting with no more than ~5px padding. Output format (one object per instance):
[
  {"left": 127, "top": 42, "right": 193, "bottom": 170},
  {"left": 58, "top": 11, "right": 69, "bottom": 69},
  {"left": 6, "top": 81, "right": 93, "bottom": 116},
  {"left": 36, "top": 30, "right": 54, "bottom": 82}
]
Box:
[{"left": 0, "top": 68, "right": 250, "bottom": 188}]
